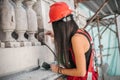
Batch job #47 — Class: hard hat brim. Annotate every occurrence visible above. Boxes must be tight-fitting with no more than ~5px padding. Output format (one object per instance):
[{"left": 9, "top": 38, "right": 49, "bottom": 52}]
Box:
[{"left": 48, "top": 9, "right": 73, "bottom": 23}]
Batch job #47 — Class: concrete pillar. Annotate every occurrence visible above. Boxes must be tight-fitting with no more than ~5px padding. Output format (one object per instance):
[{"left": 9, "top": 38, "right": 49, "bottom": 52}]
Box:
[
  {"left": 0, "top": 0, "right": 20, "bottom": 48},
  {"left": 24, "top": 0, "right": 40, "bottom": 46}
]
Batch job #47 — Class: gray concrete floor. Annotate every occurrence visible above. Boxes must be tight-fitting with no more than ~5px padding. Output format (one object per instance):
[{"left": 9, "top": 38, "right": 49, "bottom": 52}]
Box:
[
  {"left": 1, "top": 66, "right": 120, "bottom": 80},
  {"left": 0, "top": 68, "right": 61, "bottom": 80}
]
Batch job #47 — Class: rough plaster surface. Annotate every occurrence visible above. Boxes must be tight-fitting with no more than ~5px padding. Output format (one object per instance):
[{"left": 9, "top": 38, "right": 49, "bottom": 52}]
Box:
[
  {"left": 0, "top": 46, "right": 54, "bottom": 77},
  {"left": 0, "top": 68, "right": 61, "bottom": 80}
]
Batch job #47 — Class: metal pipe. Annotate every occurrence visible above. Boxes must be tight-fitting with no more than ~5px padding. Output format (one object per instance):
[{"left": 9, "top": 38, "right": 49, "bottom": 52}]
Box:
[
  {"left": 100, "top": 19, "right": 114, "bottom": 36},
  {"left": 95, "top": 46, "right": 120, "bottom": 50},
  {"left": 96, "top": 16, "right": 105, "bottom": 80},
  {"left": 94, "top": 18, "right": 114, "bottom": 38},
  {"left": 84, "top": 0, "right": 110, "bottom": 28},
  {"left": 114, "top": 0, "right": 119, "bottom": 11},
  {"left": 108, "top": 27, "right": 116, "bottom": 34},
  {"left": 96, "top": 16, "right": 103, "bottom": 66}
]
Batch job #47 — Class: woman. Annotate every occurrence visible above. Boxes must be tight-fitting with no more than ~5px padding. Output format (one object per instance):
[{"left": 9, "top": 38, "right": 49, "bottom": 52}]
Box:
[{"left": 48, "top": 2, "right": 97, "bottom": 80}]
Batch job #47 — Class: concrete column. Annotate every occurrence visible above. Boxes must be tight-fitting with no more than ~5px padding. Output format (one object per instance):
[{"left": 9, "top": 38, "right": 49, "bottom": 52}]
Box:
[
  {"left": 0, "top": 0, "right": 20, "bottom": 48},
  {"left": 24, "top": 0, "right": 40, "bottom": 46},
  {"left": 14, "top": 0, "right": 28, "bottom": 42}
]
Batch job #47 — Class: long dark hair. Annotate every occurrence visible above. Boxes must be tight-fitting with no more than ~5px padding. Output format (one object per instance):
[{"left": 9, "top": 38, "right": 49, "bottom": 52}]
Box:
[{"left": 52, "top": 14, "right": 79, "bottom": 68}]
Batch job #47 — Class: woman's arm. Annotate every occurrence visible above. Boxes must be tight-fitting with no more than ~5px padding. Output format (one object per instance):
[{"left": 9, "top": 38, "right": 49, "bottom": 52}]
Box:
[{"left": 51, "top": 33, "right": 90, "bottom": 77}]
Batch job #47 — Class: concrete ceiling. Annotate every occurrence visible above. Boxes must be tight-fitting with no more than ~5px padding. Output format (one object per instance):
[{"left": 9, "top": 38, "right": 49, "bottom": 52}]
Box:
[
  {"left": 80, "top": 0, "right": 120, "bottom": 18},
  {"left": 76, "top": 0, "right": 120, "bottom": 27}
]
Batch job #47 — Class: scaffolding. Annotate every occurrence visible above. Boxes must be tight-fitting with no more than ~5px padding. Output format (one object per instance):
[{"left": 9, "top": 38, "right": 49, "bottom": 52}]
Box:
[{"left": 76, "top": 0, "right": 120, "bottom": 79}]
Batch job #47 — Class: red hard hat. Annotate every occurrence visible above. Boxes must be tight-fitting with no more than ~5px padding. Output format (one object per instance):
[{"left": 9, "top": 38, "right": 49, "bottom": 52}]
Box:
[{"left": 49, "top": 2, "right": 72, "bottom": 23}]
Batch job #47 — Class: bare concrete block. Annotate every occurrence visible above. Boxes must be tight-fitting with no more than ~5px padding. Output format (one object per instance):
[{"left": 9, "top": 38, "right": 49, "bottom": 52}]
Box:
[
  {"left": 0, "top": 42, "right": 5, "bottom": 48},
  {"left": 32, "top": 42, "right": 41, "bottom": 46},
  {"left": 5, "top": 42, "right": 20, "bottom": 48},
  {"left": 20, "top": 42, "right": 32, "bottom": 47}
]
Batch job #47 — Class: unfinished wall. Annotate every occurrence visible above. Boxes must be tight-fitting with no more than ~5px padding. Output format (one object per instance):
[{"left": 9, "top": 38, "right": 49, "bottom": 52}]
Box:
[{"left": 0, "top": 0, "right": 75, "bottom": 77}]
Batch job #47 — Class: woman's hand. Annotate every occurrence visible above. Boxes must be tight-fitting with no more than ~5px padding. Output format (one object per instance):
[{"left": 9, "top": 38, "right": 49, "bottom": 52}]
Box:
[
  {"left": 50, "top": 64, "right": 59, "bottom": 73},
  {"left": 45, "top": 30, "right": 54, "bottom": 37}
]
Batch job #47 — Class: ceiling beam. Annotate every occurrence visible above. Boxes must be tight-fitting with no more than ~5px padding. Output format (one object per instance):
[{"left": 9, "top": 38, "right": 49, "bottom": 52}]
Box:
[
  {"left": 84, "top": 0, "right": 109, "bottom": 28},
  {"left": 106, "top": 4, "right": 114, "bottom": 14},
  {"left": 114, "top": 0, "right": 119, "bottom": 10},
  {"left": 89, "top": 1, "right": 107, "bottom": 15}
]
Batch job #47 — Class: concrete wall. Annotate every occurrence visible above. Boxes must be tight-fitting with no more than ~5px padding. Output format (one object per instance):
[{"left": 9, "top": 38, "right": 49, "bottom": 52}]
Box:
[
  {"left": 0, "top": 46, "right": 54, "bottom": 77},
  {"left": 0, "top": 0, "right": 74, "bottom": 77}
]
